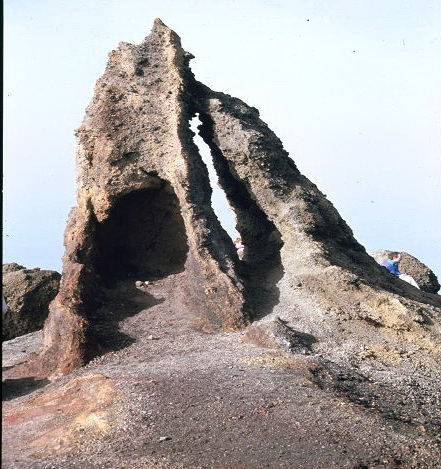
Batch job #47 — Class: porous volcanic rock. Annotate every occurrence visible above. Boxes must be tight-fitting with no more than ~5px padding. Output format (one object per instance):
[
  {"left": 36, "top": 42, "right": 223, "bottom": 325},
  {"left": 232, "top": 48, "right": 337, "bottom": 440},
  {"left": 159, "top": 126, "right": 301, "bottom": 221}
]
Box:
[
  {"left": 2, "top": 265, "right": 61, "bottom": 341},
  {"left": 2, "top": 263, "right": 26, "bottom": 275},
  {"left": 3, "top": 19, "right": 441, "bottom": 469},
  {"left": 371, "top": 250, "right": 440, "bottom": 294},
  {"left": 27, "top": 19, "right": 440, "bottom": 379}
]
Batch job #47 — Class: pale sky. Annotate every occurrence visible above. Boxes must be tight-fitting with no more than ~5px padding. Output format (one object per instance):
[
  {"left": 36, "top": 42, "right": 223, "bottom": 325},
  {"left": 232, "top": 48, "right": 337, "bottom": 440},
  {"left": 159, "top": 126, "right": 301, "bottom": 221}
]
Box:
[{"left": 3, "top": 0, "right": 441, "bottom": 278}]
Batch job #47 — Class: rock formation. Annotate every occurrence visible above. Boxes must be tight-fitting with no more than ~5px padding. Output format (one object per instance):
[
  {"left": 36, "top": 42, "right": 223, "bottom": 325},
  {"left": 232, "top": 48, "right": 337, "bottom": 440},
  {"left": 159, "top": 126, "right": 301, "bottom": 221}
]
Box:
[
  {"left": 3, "top": 262, "right": 26, "bottom": 274},
  {"left": 371, "top": 250, "right": 440, "bottom": 294},
  {"left": 29, "top": 19, "right": 440, "bottom": 378},
  {"left": 2, "top": 264, "right": 61, "bottom": 341}
]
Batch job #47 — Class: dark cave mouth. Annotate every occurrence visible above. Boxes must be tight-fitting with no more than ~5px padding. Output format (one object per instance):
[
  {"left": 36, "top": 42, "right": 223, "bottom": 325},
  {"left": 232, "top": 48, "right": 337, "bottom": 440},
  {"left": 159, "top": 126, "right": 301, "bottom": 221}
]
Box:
[
  {"left": 93, "top": 182, "right": 188, "bottom": 287},
  {"left": 91, "top": 112, "right": 285, "bottom": 322}
]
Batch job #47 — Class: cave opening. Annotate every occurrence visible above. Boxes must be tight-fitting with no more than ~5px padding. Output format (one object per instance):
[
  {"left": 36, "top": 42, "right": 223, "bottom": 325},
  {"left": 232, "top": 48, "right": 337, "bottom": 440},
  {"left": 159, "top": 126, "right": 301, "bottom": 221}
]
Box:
[{"left": 93, "top": 182, "right": 188, "bottom": 288}]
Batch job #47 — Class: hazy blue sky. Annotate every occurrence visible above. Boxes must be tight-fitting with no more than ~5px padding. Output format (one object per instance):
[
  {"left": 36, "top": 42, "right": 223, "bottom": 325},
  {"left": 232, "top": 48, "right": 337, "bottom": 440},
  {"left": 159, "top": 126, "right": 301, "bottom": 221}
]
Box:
[{"left": 4, "top": 0, "right": 441, "bottom": 278}]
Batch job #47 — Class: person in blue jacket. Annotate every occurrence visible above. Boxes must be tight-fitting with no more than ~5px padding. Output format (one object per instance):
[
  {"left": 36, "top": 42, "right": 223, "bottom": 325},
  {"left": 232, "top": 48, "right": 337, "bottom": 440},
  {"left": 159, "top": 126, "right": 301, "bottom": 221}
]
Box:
[
  {"left": 382, "top": 252, "right": 402, "bottom": 276},
  {"left": 381, "top": 252, "right": 420, "bottom": 289},
  {"left": 2, "top": 295, "right": 8, "bottom": 317}
]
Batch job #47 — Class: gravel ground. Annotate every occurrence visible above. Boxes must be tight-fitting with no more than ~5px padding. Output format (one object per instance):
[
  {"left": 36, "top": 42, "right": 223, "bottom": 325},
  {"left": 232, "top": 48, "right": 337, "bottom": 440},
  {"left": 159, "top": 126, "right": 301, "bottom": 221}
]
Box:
[{"left": 2, "top": 273, "right": 441, "bottom": 469}]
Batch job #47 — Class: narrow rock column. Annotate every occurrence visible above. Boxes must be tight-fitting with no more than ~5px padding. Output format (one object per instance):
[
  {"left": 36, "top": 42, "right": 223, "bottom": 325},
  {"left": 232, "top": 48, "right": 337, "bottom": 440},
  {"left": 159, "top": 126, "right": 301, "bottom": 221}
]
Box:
[
  {"left": 194, "top": 86, "right": 441, "bottom": 360},
  {"left": 35, "top": 19, "right": 248, "bottom": 378}
]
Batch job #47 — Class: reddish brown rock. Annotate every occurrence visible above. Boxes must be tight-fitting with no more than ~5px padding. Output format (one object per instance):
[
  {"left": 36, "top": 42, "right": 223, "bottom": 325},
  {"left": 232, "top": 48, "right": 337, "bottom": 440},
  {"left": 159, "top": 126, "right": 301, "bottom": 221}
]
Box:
[
  {"left": 30, "top": 19, "right": 440, "bottom": 379},
  {"left": 3, "top": 19, "right": 441, "bottom": 469}
]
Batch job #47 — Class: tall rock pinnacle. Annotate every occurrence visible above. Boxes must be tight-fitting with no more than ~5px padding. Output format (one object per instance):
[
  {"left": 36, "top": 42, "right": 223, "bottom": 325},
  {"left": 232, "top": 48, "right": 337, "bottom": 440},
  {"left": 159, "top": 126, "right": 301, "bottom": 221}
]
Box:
[{"left": 30, "top": 20, "right": 439, "bottom": 378}]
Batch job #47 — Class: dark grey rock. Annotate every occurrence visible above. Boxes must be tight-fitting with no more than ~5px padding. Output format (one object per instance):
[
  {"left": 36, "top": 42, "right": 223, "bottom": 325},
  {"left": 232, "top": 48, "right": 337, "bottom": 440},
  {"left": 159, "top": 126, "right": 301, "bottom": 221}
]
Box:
[{"left": 2, "top": 265, "right": 61, "bottom": 340}]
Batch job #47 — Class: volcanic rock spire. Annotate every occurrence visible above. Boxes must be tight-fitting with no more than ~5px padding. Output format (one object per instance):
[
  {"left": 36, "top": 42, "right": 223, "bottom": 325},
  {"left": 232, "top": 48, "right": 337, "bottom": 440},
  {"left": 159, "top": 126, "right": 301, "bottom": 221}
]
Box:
[{"left": 35, "top": 19, "right": 440, "bottom": 377}]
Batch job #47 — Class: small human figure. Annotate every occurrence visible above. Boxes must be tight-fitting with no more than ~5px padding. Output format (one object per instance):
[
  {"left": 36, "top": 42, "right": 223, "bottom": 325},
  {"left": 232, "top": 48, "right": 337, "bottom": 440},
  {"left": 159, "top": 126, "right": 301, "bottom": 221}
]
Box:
[
  {"left": 234, "top": 234, "right": 246, "bottom": 261},
  {"left": 381, "top": 252, "right": 420, "bottom": 289},
  {"left": 2, "top": 295, "right": 8, "bottom": 317}
]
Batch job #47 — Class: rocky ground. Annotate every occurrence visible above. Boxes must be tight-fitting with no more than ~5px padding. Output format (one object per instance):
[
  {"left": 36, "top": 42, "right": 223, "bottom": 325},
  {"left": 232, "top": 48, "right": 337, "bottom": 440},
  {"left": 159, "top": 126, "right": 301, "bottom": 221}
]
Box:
[{"left": 2, "top": 273, "right": 441, "bottom": 469}]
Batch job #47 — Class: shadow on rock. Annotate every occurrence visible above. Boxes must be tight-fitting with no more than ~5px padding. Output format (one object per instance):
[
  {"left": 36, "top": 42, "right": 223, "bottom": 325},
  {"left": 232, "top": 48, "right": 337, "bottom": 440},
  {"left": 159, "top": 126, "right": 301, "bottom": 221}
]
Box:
[
  {"left": 245, "top": 317, "right": 318, "bottom": 354},
  {"left": 2, "top": 376, "right": 50, "bottom": 401},
  {"left": 241, "top": 252, "right": 285, "bottom": 321},
  {"left": 89, "top": 280, "right": 165, "bottom": 352},
  {"left": 309, "top": 359, "right": 441, "bottom": 438}
]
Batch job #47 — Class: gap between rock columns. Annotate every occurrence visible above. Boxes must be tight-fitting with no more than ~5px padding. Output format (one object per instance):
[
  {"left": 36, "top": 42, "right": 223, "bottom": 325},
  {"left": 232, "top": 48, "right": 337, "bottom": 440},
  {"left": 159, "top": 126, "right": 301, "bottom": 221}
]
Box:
[
  {"left": 27, "top": 18, "right": 440, "bottom": 380},
  {"left": 33, "top": 19, "right": 249, "bottom": 378},
  {"left": 188, "top": 73, "right": 441, "bottom": 361}
]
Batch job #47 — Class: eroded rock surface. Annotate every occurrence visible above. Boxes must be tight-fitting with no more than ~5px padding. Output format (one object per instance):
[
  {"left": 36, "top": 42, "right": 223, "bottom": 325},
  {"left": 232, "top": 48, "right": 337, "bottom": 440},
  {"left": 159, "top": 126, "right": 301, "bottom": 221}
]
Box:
[
  {"left": 3, "top": 19, "right": 441, "bottom": 468},
  {"left": 13, "top": 18, "right": 440, "bottom": 419},
  {"left": 3, "top": 263, "right": 26, "bottom": 275},
  {"left": 2, "top": 264, "right": 60, "bottom": 341},
  {"left": 2, "top": 281, "right": 441, "bottom": 469}
]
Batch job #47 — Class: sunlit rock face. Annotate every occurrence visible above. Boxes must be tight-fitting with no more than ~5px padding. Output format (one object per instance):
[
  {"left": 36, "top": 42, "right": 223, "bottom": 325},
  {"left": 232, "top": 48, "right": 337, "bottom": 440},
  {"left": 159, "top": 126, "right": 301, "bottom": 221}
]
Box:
[{"left": 34, "top": 19, "right": 440, "bottom": 378}]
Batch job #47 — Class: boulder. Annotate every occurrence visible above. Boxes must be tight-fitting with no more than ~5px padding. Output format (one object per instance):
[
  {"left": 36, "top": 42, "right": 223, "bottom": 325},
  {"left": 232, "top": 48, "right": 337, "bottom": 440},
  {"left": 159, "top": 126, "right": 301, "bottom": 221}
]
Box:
[
  {"left": 2, "top": 265, "right": 61, "bottom": 341},
  {"left": 3, "top": 263, "right": 26, "bottom": 275},
  {"left": 371, "top": 250, "right": 440, "bottom": 294}
]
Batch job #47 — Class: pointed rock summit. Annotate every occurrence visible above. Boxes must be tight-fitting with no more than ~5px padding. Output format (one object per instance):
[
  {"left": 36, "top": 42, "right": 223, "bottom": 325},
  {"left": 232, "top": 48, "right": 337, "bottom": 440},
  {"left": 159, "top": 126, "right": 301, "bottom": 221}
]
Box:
[{"left": 31, "top": 20, "right": 439, "bottom": 377}]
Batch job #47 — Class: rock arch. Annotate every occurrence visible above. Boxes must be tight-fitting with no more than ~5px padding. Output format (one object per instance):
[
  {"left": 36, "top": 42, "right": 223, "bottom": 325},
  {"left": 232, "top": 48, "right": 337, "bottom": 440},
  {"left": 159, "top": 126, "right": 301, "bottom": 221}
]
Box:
[
  {"left": 196, "top": 111, "right": 285, "bottom": 319},
  {"left": 29, "top": 19, "right": 439, "bottom": 378}
]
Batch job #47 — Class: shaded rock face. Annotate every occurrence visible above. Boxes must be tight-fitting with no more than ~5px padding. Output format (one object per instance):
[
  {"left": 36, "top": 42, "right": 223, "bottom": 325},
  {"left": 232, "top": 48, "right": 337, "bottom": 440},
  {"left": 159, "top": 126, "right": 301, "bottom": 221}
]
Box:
[
  {"left": 371, "top": 250, "right": 440, "bottom": 294},
  {"left": 2, "top": 265, "right": 61, "bottom": 341},
  {"left": 33, "top": 19, "right": 440, "bottom": 378},
  {"left": 94, "top": 184, "right": 188, "bottom": 286}
]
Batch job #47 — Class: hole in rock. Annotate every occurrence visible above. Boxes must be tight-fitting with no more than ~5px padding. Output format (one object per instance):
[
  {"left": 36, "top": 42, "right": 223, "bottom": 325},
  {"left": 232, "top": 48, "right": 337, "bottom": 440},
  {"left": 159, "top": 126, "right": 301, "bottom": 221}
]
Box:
[
  {"left": 94, "top": 183, "right": 188, "bottom": 287},
  {"left": 190, "top": 114, "right": 237, "bottom": 239},
  {"left": 229, "top": 190, "right": 285, "bottom": 320},
  {"left": 196, "top": 112, "right": 285, "bottom": 320}
]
